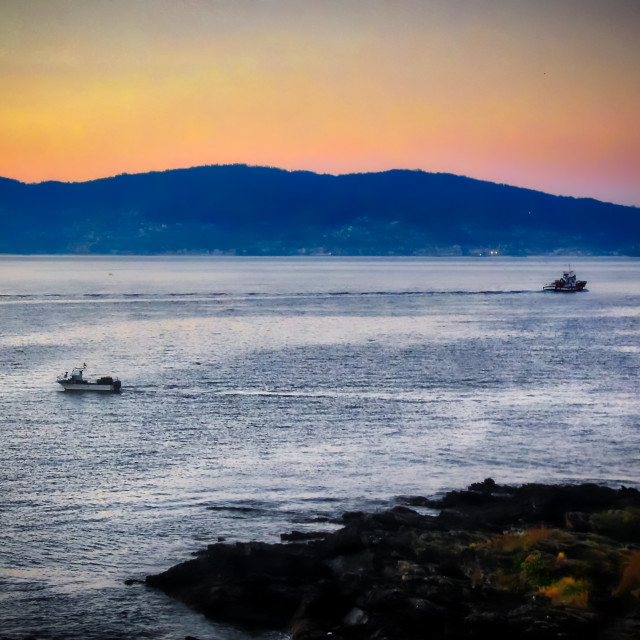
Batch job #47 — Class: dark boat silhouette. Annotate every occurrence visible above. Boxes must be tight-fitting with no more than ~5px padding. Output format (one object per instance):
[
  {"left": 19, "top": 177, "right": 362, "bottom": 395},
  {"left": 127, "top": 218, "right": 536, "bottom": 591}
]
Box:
[{"left": 543, "top": 269, "right": 587, "bottom": 292}]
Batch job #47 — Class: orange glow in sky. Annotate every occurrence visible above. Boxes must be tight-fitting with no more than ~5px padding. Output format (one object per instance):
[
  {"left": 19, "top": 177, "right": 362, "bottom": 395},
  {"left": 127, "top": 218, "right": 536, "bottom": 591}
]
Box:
[{"left": 1, "top": 0, "right": 639, "bottom": 205}]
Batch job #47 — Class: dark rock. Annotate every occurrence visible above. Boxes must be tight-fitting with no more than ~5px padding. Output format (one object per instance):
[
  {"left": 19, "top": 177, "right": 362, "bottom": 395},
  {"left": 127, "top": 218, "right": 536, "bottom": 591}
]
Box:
[
  {"left": 422, "top": 481, "right": 640, "bottom": 532},
  {"left": 325, "top": 549, "right": 375, "bottom": 578},
  {"left": 566, "top": 511, "right": 592, "bottom": 532},
  {"left": 146, "top": 540, "right": 332, "bottom": 628},
  {"left": 343, "top": 606, "right": 369, "bottom": 626},
  {"left": 146, "top": 482, "right": 640, "bottom": 639},
  {"left": 396, "top": 495, "right": 440, "bottom": 508},
  {"left": 341, "top": 510, "right": 366, "bottom": 521},
  {"left": 280, "top": 530, "right": 328, "bottom": 542},
  {"left": 468, "top": 477, "right": 498, "bottom": 492}
]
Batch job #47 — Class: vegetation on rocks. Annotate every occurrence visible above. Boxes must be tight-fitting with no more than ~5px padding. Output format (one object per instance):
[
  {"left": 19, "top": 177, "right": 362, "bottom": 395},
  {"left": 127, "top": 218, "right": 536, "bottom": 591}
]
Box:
[{"left": 145, "top": 480, "right": 640, "bottom": 639}]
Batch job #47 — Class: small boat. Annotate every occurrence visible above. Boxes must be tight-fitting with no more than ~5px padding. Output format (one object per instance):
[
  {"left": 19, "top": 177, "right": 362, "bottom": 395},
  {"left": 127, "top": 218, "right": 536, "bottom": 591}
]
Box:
[
  {"left": 57, "top": 364, "right": 121, "bottom": 392},
  {"left": 543, "top": 269, "right": 587, "bottom": 292}
]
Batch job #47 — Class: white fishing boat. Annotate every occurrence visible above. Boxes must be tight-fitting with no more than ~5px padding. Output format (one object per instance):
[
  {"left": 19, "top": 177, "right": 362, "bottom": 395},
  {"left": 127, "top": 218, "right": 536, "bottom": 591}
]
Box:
[
  {"left": 57, "top": 364, "right": 121, "bottom": 392},
  {"left": 543, "top": 269, "right": 587, "bottom": 292}
]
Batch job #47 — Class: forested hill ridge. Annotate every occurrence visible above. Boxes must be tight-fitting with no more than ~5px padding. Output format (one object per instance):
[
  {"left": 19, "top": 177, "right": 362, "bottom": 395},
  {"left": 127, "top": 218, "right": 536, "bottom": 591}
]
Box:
[{"left": 1, "top": 165, "right": 638, "bottom": 255}]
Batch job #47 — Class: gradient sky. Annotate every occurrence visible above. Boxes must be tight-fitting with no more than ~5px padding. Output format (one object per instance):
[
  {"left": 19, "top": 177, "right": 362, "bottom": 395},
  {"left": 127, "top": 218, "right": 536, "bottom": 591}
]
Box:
[{"left": 1, "top": 0, "right": 639, "bottom": 205}]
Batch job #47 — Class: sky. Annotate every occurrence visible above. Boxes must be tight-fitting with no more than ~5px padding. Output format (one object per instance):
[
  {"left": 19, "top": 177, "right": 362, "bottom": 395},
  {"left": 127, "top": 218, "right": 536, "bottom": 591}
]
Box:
[{"left": 1, "top": 0, "right": 639, "bottom": 206}]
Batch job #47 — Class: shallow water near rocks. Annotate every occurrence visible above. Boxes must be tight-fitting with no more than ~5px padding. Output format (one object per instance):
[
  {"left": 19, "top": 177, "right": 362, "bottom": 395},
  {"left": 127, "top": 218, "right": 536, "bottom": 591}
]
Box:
[{"left": 1, "top": 256, "right": 639, "bottom": 639}]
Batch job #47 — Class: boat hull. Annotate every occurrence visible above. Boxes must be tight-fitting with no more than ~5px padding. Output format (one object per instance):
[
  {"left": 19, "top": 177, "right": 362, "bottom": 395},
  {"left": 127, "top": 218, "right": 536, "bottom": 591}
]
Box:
[
  {"left": 543, "top": 282, "right": 587, "bottom": 292},
  {"left": 57, "top": 381, "right": 121, "bottom": 392}
]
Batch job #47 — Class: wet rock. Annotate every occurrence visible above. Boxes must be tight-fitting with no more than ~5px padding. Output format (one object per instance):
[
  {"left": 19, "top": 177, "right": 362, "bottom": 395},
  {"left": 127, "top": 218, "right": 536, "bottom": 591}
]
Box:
[
  {"left": 342, "top": 607, "right": 369, "bottom": 626},
  {"left": 281, "top": 530, "right": 328, "bottom": 542}
]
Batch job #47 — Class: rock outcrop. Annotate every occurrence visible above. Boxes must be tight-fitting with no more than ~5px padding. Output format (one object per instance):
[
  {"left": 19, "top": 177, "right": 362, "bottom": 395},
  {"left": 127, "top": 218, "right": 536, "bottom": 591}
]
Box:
[{"left": 145, "top": 481, "right": 640, "bottom": 639}]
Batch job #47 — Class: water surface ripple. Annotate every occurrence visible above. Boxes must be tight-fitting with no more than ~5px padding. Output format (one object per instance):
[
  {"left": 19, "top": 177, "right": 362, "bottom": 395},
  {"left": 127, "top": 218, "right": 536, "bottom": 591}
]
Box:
[{"left": 1, "top": 256, "right": 639, "bottom": 639}]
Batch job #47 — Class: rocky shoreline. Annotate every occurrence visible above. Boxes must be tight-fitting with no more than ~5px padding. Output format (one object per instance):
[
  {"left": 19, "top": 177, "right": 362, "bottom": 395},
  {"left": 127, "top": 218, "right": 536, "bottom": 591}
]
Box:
[{"left": 145, "top": 480, "right": 640, "bottom": 639}]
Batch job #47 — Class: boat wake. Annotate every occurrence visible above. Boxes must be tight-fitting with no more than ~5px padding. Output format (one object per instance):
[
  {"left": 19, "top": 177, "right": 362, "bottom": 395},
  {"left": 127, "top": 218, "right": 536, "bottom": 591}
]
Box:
[{"left": 0, "top": 290, "right": 542, "bottom": 304}]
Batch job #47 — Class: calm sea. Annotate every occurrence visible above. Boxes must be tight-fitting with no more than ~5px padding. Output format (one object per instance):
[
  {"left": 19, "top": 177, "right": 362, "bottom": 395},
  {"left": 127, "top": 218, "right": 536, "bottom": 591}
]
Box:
[{"left": 1, "top": 256, "right": 639, "bottom": 639}]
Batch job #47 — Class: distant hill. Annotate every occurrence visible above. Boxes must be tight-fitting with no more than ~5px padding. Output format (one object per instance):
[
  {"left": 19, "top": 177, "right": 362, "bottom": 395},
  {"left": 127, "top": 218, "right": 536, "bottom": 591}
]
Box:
[{"left": 1, "top": 165, "right": 638, "bottom": 255}]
